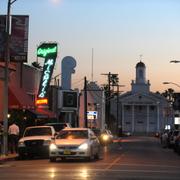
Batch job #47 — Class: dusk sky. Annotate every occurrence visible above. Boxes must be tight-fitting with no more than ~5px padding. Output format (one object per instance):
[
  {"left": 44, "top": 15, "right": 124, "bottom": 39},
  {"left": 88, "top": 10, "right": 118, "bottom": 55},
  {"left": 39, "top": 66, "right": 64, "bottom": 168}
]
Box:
[{"left": 1, "top": 0, "right": 180, "bottom": 93}]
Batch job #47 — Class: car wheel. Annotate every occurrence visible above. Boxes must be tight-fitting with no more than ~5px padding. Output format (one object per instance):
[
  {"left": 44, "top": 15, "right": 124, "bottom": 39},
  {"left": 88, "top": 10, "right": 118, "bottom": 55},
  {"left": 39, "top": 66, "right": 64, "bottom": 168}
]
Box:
[
  {"left": 18, "top": 154, "right": 26, "bottom": 160},
  {"left": 49, "top": 157, "right": 56, "bottom": 162},
  {"left": 86, "top": 148, "right": 94, "bottom": 161},
  {"left": 61, "top": 157, "right": 66, "bottom": 161},
  {"left": 94, "top": 152, "right": 100, "bottom": 160}
]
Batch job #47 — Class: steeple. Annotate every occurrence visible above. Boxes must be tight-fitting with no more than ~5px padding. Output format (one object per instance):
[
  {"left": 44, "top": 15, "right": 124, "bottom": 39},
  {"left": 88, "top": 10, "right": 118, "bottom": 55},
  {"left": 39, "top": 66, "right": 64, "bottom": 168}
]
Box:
[
  {"left": 131, "top": 60, "right": 150, "bottom": 93},
  {"left": 136, "top": 61, "right": 146, "bottom": 84}
]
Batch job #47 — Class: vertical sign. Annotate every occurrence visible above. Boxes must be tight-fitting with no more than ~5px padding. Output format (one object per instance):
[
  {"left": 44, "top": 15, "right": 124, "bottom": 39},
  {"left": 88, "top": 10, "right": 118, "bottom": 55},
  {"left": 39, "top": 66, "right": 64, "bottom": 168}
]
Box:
[{"left": 37, "top": 43, "right": 58, "bottom": 99}]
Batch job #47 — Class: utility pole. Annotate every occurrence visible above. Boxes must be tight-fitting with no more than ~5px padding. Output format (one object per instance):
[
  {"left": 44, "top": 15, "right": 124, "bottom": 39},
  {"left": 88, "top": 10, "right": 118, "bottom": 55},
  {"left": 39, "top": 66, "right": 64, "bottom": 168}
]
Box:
[
  {"left": 84, "top": 76, "right": 87, "bottom": 128},
  {"left": 116, "top": 85, "right": 119, "bottom": 135},
  {"left": 101, "top": 72, "right": 118, "bottom": 128},
  {"left": 3, "top": 0, "right": 11, "bottom": 156}
]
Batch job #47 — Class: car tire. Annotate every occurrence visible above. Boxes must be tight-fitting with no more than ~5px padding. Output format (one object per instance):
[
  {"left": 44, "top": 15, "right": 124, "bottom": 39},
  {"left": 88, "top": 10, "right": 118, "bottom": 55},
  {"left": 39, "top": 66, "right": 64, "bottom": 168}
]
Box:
[
  {"left": 49, "top": 157, "right": 56, "bottom": 162},
  {"left": 61, "top": 157, "right": 66, "bottom": 161},
  {"left": 18, "top": 154, "right": 26, "bottom": 160},
  {"left": 94, "top": 152, "right": 100, "bottom": 160}
]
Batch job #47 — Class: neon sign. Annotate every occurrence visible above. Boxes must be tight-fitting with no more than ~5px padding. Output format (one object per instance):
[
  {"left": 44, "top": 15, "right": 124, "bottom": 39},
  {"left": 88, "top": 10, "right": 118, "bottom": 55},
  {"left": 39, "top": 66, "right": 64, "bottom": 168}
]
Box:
[
  {"left": 36, "top": 98, "right": 48, "bottom": 105},
  {"left": 37, "top": 46, "right": 57, "bottom": 58},
  {"left": 38, "top": 58, "right": 55, "bottom": 98},
  {"left": 37, "top": 43, "right": 57, "bottom": 58},
  {"left": 37, "top": 42, "right": 57, "bottom": 101}
]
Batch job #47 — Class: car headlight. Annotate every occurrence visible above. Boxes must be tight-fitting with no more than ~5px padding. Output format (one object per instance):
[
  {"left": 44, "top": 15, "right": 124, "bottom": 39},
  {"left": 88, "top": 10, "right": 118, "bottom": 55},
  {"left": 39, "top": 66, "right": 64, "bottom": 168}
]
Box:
[
  {"left": 102, "top": 134, "right": 109, "bottom": 141},
  {"left": 78, "top": 143, "right": 88, "bottom": 150},
  {"left": 49, "top": 143, "right": 57, "bottom": 151},
  {"left": 18, "top": 141, "right": 25, "bottom": 147},
  {"left": 43, "top": 140, "right": 51, "bottom": 146}
]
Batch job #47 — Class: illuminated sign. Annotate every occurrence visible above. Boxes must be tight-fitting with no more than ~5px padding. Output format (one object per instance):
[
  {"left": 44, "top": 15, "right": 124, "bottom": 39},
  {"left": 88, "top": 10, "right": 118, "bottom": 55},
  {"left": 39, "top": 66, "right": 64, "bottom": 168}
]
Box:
[
  {"left": 87, "top": 111, "right": 98, "bottom": 120},
  {"left": 38, "top": 58, "right": 56, "bottom": 98},
  {"left": 36, "top": 98, "right": 48, "bottom": 105},
  {"left": 37, "top": 43, "right": 57, "bottom": 58},
  {"left": 174, "top": 117, "right": 180, "bottom": 125}
]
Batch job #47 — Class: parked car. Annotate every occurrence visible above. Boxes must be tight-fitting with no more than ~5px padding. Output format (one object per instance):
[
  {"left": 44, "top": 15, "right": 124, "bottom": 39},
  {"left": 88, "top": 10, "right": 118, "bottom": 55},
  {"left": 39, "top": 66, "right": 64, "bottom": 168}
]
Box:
[
  {"left": 45, "top": 122, "right": 71, "bottom": 132},
  {"left": 160, "top": 130, "right": 171, "bottom": 148},
  {"left": 169, "top": 130, "right": 180, "bottom": 148},
  {"left": 174, "top": 135, "right": 180, "bottom": 154},
  {"left": 18, "top": 126, "right": 56, "bottom": 159},
  {"left": 49, "top": 128, "right": 101, "bottom": 162}
]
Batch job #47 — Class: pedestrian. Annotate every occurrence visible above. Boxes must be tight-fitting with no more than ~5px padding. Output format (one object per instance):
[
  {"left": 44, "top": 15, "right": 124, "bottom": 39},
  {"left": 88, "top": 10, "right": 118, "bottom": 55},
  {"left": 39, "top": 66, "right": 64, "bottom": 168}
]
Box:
[{"left": 8, "top": 121, "right": 19, "bottom": 154}]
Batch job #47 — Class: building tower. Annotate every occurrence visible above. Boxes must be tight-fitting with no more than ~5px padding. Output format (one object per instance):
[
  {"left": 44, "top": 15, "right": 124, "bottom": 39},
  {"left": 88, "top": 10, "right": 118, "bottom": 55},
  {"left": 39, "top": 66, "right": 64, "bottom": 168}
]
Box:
[{"left": 131, "top": 61, "right": 150, "bottom": 93}]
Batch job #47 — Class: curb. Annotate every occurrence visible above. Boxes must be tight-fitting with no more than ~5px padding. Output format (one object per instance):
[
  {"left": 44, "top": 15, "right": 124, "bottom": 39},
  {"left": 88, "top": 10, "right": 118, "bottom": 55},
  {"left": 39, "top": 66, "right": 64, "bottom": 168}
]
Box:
[{"left": 0, "top": 154, "right": 18, "bottom": 163}]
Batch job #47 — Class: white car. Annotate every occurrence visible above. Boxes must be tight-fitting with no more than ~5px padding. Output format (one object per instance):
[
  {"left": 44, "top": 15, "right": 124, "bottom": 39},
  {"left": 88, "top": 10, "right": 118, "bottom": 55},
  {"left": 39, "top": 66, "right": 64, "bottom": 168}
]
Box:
[
  {"left": 18, "top": 126, "right": 56, "bottom": 159},
  {"left": 49, "top": 128, "right": 101, "bottom": 162}
]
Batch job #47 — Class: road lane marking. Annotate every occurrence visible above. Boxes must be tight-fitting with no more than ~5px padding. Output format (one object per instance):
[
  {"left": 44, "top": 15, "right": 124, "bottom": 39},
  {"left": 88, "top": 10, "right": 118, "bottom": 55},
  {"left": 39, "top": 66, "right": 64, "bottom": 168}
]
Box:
[{"left": 105, "top": 154, "right": 125, "bottom": 170}]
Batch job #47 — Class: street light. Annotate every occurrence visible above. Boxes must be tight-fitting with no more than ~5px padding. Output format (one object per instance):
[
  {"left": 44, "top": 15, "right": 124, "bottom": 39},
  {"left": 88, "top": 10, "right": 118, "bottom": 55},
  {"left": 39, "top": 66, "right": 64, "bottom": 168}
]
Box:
[
  {"left": 170, "top": 60, "right": 180, "bottom": 63},
  {"left": 163, "top": 82, "right": 180, "bottom": 89},
  {"left": 3, "top": 0, "right": 18, "bottom": 156}
]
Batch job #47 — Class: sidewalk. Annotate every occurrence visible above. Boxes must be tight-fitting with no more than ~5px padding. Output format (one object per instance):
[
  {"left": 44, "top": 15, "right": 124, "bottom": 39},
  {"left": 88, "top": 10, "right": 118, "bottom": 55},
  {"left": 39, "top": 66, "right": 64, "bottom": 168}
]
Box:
[{"left": 0, "top": 153, "right": 18, "bottom": 163}]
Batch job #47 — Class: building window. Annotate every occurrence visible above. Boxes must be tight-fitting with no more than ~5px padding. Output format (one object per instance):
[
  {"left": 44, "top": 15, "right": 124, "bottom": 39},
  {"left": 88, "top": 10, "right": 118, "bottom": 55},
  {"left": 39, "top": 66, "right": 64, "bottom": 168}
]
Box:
[
  {"left": 125, "top": 122, "right": 131, "bottom": 124},
  {"left": 125, "top": 105, "right": 131, "bottom": 111},
  {"left": 150, "top": 106, "right": 155, "bottom": 111}
]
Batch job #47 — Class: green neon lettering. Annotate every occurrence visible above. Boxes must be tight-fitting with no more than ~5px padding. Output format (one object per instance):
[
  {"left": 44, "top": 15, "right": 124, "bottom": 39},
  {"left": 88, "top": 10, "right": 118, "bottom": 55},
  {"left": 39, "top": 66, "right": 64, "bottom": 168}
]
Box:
[{"left": 37, "top": 46, "right": 57, "bottom": 57}]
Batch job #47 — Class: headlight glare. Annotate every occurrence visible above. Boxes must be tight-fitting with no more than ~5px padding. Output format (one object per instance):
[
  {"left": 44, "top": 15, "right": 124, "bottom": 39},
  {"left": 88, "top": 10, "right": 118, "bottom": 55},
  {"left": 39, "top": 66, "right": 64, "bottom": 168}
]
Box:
[
  {"left": 102, "top": 134, "right": 109, "bottom": 141},
  {"left": 78, "top": 143, "right": 88, "bottom": 150},
  {"left": 49, "top": 143, "right": 57, "bottom": 151}
]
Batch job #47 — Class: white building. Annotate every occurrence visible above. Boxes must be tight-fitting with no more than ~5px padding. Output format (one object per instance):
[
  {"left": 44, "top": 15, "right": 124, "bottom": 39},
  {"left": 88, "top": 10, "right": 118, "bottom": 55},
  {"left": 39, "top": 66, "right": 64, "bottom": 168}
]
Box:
[{"left": 111, "top": 61, "right": 172, "bottom": 134}]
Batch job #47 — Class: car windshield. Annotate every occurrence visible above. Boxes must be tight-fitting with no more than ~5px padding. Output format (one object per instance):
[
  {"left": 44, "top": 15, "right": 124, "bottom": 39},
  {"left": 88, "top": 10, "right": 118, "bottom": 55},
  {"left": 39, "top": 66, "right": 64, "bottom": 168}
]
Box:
[
  {"left": 24, "top": 127, "right": 52, "bottom": 137},
  {"left": 56, "top": 130, "right": 88, "bottom": 139}
]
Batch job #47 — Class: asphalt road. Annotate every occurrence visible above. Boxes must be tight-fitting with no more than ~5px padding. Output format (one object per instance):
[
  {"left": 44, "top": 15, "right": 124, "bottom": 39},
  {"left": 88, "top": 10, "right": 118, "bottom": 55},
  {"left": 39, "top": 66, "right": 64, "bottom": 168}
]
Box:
[{"left": 0, "top": 136, "right": 180, "bottom": 180}]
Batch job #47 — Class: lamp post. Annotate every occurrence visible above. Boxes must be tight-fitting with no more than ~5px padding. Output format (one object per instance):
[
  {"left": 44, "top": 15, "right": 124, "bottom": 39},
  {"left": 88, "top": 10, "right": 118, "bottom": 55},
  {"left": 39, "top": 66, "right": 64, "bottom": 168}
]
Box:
[
  {"left": 170, "top": 60, "right": 180, "bottom": 63},
  {"left": 163, "top": 82, "right": 180, "bottom": 89},
  {"left": 3, "top": 0, "right": 17, "bottom": 156}
]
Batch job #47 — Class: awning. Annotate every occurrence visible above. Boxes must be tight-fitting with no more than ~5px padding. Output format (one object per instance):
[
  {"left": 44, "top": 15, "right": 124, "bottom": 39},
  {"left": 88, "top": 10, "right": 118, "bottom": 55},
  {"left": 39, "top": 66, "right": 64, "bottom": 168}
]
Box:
[
  {"left": 28, "top": 108, "right": 57, "bottom": 119},
  {"left": 8, "top": 85, "right": 34, "bottom": 109}
]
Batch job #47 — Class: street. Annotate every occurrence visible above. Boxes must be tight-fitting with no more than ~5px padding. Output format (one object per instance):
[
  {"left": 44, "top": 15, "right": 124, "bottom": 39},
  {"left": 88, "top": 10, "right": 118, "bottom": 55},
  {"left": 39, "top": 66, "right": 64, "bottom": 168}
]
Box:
[{"left": 0, "top": 136, "right": 180, "bottom": 180}]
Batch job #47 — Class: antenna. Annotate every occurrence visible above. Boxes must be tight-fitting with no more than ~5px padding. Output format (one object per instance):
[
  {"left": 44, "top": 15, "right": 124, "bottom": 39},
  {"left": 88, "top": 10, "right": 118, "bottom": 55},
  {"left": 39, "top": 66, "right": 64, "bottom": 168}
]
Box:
[
  {"left": 139, "top": 54, "right": 143, "bottom": 62},
  {"left": 91, "top": 48, "right": 94, "bottom": 82}
]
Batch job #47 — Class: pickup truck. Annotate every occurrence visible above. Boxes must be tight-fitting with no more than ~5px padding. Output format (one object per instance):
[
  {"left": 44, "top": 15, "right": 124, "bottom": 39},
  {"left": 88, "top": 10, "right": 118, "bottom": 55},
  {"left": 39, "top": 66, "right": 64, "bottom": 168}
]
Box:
[{"left": 18, "top": 126, "right": 56, "bottom": 159}]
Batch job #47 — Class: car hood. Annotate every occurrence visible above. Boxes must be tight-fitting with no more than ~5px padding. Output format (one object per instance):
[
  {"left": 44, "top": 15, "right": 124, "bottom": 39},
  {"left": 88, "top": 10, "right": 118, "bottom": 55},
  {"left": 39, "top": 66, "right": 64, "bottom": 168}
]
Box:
[
  {"left": 19, "top": 136, "right": 52, "bottom": 142},
  {"left": 55, "top": 139, "right": 88, "bottom": 146}
]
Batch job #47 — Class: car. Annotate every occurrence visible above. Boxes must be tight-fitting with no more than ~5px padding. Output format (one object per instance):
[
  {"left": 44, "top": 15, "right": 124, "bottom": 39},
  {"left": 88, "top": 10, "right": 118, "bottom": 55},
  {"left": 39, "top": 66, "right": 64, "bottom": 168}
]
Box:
[
  {"left": 174, "top": 135, "right": 180, "bottom": 154},
  {"left": 160, "top": 130, "right": 170, "bottom": 148},
  {"left": 45, "top": 122, "right": 71, "bottom": 132},
  {"left": 169, "top": 130, "right": 180, "bottom": 148},
  {"left": 18, "top": 126, "right": 56, "bottom": 159},
  {"left": 49, "top": 128, "right": 101, "bottom": 162}
]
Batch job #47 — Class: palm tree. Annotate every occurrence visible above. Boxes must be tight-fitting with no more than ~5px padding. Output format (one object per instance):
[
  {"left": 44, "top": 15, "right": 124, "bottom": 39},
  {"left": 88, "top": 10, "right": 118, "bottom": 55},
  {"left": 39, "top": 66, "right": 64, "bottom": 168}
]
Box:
[{"left": 161, "top": 88, "right": 175, "bottom": 103}]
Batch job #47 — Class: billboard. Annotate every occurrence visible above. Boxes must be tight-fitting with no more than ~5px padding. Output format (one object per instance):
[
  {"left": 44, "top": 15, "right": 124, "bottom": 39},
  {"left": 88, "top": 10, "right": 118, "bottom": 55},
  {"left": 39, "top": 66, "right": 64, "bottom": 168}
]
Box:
[{"left": 0, "top": 15, "right": 29, "bottom": 62}]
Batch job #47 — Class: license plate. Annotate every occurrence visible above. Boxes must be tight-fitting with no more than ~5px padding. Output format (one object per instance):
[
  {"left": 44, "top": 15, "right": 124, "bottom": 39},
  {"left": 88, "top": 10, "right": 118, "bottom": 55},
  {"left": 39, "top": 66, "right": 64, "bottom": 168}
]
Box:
[{"left": 63, "top": 149, "right": 71, "bottom": 155}]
